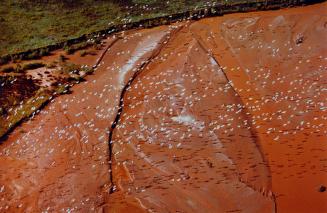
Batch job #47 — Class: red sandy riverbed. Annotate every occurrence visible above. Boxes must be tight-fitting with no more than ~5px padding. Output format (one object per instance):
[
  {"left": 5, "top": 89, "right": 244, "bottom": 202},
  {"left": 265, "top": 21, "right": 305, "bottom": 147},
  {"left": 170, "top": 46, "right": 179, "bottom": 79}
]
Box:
[{"left": 0, "top": 2, "right": 326, "bottom": 213}]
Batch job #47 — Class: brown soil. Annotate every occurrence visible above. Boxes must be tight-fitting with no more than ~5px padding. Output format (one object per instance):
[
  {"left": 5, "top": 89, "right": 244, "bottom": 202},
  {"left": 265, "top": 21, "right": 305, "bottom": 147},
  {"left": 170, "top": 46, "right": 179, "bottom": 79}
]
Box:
[{"left": 190, "top": 4, "right": 327, "bottom": 212}]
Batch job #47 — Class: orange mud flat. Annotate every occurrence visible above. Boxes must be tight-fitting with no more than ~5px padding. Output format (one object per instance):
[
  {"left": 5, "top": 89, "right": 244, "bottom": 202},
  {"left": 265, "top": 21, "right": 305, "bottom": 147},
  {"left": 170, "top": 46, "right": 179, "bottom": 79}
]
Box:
[{"left": 0, "top": 2, "right": 326, "bottom": 213}]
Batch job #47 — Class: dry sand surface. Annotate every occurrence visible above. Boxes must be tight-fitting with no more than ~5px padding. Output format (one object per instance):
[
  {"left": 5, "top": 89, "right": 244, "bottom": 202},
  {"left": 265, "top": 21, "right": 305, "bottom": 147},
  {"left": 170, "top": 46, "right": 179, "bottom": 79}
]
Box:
[{"left": 0, "top": 2, "right": 326, "bottom": 213}]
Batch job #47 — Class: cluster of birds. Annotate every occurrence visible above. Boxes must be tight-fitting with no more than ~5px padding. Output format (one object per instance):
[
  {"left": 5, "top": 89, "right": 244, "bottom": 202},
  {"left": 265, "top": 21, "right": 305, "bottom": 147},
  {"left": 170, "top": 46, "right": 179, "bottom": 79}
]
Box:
[{"left": 0, "top": 8, "right": 326, "bottom": 212}]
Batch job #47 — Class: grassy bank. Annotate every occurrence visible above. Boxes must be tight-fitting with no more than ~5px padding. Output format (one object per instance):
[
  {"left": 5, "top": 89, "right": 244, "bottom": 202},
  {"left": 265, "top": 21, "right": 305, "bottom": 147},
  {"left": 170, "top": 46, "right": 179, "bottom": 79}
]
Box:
[
  {"left": 0, "top": 88, "right": 51, "bottom": 141},
  {"left": 0, "top": 60, "right": 94, "bottom": 140},
  {"left": 0, "top": 0, "right": 321, "bottom": 59},
  {"left": 0, "top": 0, "right": 222, "bottom": 56}
]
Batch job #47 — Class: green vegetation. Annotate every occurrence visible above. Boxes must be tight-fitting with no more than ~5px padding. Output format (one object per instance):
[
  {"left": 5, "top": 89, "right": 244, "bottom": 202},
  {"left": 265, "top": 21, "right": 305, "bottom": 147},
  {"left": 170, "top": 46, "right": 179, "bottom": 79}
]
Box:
[
  {"left": 0, "top": 75, "right": 43, "bottom": 139},
  {"left": 0, "top": 88, "right": 51, "bottom": 139},
  {"left": 64, "top": 41, "right": 92, "bottom": 54},
  {"left": 0, "top": 0, "right": 320, "bottom": 58},
  {"left": 17, "top": 48, "right": 50, "bottom": 60},
  {"left": 0, "top": 0, "right": 228, "bottom": 56},
  {"left": 80, "top": 50, "right": 87, "bottom": 57},
  {"left": 0, "top": 75, "right": 40, "bottom": 109},
  {"left": 54, "top": 84, "right": 71, "bottom": 95},
  {"left": 1, "top": 66, "right": 15, "bottom": 73},
  {"left": 60, "top": 62, "right": 94, "bottom": 81},
  {"left": 0, "top": 0, "right": 119, "bottom": 56},
  {"left": 1, "top": 62, "right": 45, "bottom": 73},
  {"left": 0, "top": 59, "right": 96, "bottom": 139},
  {"left": 21, "top": 62, "right": 45, "bottom": 70}
]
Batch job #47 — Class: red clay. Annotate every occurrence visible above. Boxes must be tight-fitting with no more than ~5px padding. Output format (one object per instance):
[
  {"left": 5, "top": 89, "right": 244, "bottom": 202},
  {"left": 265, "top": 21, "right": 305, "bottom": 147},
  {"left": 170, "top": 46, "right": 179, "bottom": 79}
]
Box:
[
  {"left": 0, "top": 2, "right": 326, "bottom": 213},
  {"left": 190, "top": 3, "right": 327, "bottom": 212},
  {"left": 0, "top": 26, "right": 172, "bottom": 212}
]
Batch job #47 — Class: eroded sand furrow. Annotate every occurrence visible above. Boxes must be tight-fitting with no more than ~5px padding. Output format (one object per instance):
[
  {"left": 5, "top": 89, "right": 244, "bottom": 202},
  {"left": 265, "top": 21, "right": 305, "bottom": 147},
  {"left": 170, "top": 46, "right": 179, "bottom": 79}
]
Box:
[
  {"left": 107, "top": 25, "right": 183, "bottom": 195},
  {"left": 109, "top": 24, "right": 275, "bottom": 213},
  {"left": 194, "top": 34, "right": 276, "bottom": 200}
]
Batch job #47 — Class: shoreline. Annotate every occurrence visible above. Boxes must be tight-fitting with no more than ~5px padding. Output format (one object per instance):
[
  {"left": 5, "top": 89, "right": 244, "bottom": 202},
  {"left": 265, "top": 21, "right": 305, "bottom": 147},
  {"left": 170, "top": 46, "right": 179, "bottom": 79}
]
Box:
[{"left": 0, "top": 0, "right": 324, "bottom": 65}]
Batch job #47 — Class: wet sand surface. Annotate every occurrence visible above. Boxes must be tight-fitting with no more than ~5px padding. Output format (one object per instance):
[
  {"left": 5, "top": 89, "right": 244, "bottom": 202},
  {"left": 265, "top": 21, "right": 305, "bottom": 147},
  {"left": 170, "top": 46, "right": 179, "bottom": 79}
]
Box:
[
  {"left": 0, "top": 2, "right": 326, "bottom": 213},
  {"left": 189, "top": 3, "right": 327, "bottom": 212},
  {"left": 0, "top": 26, "right": 173, "bottom": 212}
]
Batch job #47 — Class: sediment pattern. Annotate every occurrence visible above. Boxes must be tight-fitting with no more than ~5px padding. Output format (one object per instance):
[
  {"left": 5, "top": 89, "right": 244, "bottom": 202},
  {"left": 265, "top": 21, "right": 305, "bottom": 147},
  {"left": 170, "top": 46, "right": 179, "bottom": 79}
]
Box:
[{"left": 0, "top": 2, "right": 326, "bottom": 213}]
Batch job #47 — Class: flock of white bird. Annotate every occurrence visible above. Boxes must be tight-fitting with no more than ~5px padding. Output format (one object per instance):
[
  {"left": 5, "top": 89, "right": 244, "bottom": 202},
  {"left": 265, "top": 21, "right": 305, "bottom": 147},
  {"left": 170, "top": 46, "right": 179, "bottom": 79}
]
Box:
[{"left": 0, "top": 6, "right": 326, "bottom": 212}]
